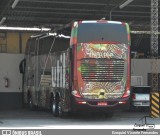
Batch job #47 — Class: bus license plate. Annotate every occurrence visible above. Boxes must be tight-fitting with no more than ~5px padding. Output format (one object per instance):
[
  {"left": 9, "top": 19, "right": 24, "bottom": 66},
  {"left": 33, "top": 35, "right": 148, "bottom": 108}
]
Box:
[{"left": 97, "top": 102, "right": 107, "bottom": 106}]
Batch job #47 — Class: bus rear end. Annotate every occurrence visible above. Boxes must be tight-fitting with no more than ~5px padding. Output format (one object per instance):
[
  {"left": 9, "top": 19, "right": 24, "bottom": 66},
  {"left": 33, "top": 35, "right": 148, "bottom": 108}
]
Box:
[{"left": 70, "top": 21, "right": 131, "bottom": 114}]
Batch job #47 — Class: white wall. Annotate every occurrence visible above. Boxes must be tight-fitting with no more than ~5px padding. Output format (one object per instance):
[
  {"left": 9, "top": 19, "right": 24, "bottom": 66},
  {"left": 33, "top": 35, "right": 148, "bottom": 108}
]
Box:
[
  {"left": 0, "top": 53, "right": 24, "bottom": 92},
  {"left": 131, "top": 59, "right": 160, "bottom": 85}
]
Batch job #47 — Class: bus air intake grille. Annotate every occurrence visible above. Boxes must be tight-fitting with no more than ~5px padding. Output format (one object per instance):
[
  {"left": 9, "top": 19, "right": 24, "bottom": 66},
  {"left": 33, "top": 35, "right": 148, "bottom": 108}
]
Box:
[{"left": 81, "top": 58, "right": 124, "bottom": 82}]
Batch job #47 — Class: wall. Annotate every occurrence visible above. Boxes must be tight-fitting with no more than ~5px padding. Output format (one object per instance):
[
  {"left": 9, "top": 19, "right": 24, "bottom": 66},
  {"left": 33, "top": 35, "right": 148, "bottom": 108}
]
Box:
[
  {"left": 0, "top": 32, "right": 34, "bottom": 53},
  {"left": 131, "top": 59, "right": 160, "bottom": 85},
  {"left": 0, "top": 53, "right": 24, "bottom": 109}
]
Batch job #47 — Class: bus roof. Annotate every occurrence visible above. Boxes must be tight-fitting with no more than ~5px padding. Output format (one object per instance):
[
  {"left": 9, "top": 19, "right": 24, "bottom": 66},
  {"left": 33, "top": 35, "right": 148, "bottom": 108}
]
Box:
[{"left": 79, "top": 20, "right": 126, "bottom": 25}]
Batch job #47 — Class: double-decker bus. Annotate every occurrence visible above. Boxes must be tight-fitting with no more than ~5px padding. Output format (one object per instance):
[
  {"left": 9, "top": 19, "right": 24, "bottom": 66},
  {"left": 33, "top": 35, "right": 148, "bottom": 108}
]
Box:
[{"left": 23, "top": 20, "right": 131, "bottom": 118}]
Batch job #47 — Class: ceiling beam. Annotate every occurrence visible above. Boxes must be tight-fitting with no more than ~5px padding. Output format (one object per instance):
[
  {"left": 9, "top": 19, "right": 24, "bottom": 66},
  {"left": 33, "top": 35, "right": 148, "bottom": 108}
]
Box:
[
  {"left": 20, "top": 0, "right": 109, "bottom": 6},
  {"left": 15, "top": 6, "right": 153, "bottom": 15},
  {"left": 5, "top": 14, "right": 155, "bottom": 26},
  {"left": 6, "top": 10, "right": 153, "bottom": 19},
  {"left": 7, "top": 10, "right": 105, "bottom": 16},
  {"left": 19, "top": 0, "right": 160, "bottom": 8},
  {"left": 16, "top": 6, "right": 107, "bottom": 12}
]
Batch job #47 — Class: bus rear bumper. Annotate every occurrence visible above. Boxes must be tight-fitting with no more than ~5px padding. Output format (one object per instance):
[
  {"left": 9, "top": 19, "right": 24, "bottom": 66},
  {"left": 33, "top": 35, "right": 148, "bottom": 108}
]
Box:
[{"left": 71, "top": 97, "right": 130, "bottom": 113}]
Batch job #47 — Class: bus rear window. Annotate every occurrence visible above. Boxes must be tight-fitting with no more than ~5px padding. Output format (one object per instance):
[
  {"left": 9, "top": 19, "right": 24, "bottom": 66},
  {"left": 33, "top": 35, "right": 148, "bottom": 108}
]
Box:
[{"left": 77, "top": 23, "right": 128, "bottom": 45}]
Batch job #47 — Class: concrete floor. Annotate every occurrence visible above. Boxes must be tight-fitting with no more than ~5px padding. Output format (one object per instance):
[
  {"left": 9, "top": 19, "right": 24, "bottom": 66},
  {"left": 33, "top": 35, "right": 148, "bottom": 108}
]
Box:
[{"left": 0, "top": 108, "right": 159, "bottom": 129}]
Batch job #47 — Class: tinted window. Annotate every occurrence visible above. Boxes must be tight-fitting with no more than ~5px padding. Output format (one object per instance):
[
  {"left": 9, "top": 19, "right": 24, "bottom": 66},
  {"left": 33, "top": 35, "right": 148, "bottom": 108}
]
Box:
[
  {"left": 38, "top": 36, "right": 53, "bottom": 55},
  {"left": 77, "top": 23, "right": 128, "bottom": 45},
  {"left": 133, "top": 87, "right": 151, "bottom": 94},
  {"left": 38, "top": 36, "right": 70, "bottom": 55},
  {"left": 27, "top": 38, "right": 37, "bottom": 55}
]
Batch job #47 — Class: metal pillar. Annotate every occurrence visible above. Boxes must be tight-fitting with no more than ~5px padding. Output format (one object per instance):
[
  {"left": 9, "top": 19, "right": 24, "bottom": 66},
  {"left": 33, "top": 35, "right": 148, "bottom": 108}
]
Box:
[
  {"left": 151, "top": 0, "right": 158, "bottom": 92},
  {"left": 150, "top": 0, "right": 160, "bottom": 118}
]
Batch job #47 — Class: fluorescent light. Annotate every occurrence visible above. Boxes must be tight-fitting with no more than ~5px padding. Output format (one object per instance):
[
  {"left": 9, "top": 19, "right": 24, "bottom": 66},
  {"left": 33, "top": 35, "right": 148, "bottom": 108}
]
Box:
[
  {"left": 11, "top": 0, "right": 20, "bottom": 9},
  {"left": 119, "top": 0, "right": 134, "bottom": 9},
  {"left": 0, "top": 17, "right": 6, "bottom": 25},
  {"left": 107, "top": 21, "right": 122, "bottom": 24},
  {"left": 49, "top": 33, "right": 71, "bottom": 38},
  {"left": 0, "top": 26, "right": 51, "bottom": 31},
  {"left": 58, "top": 34, "right": 71, "bottom": 38}
]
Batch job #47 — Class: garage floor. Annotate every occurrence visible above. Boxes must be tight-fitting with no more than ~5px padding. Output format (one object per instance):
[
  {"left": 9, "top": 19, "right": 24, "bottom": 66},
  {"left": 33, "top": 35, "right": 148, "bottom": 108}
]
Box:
[{"left": 0, "top": 109, "right": 159, "bottom": 129}]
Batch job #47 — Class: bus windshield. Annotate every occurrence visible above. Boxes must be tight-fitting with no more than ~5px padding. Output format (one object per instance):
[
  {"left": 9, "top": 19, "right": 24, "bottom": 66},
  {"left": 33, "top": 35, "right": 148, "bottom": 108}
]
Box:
[{"left": 77, "top": 22, "right": 128, "bottom": 45}]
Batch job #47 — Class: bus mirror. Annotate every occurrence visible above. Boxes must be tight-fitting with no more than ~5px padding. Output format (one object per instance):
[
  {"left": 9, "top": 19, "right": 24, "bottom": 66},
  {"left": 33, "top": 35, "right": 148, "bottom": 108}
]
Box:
[{"left": 19, "top": 59, "right": 26, "bottom": 74}]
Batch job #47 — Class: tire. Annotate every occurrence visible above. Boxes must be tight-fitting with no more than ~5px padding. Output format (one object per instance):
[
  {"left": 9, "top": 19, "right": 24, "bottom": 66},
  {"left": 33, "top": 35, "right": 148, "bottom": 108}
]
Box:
[
  {"left": 51, "top": 97, "right": 59, "bottom": 117},
  {"left": 57, "top": 99, "right": 68, "bottom": 118},
  {"left": 105, "top": 112, "right": 114, "bottom": 118},
  {"left": 51, "top": 96, "right": 68, "bottom": 118},
  {"left": 28, "top": 96, "right": 35, "bottom": 110}
]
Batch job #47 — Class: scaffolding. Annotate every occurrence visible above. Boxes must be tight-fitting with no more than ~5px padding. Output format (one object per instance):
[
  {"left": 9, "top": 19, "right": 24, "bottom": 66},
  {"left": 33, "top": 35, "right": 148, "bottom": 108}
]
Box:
[
  {"left": 151, "top": 0, "right": 158, "bottom": 92},
  {"left": 150, "top": 0, "right": 160, "bottom": 118}
]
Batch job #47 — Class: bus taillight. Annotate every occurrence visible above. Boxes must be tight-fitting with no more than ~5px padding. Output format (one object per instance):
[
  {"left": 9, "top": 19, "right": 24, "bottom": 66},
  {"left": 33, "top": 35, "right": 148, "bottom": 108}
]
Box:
[
  {"left": 77, "top": 101, "right": 86, "bottom": 104},
  {"left": 122, "top": 89, "right": 130, "bottom": 98},
  {"left": 72, "top": 90, "right": 82, "bottom": 98}
]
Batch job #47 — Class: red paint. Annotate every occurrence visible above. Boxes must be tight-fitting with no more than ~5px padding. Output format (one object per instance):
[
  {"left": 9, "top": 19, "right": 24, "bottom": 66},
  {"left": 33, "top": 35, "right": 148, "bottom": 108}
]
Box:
[
  {"left": 128, "top": 34, "right": 131, "bottom": 41},
  {"left": 122, "top": 46, "right": 131, "bottom": 98},
  {"left": 97, "top": 102, "right": 108, "bottom": 106},
  {"left": 119, "top": 101, "right": 127, "bottom": 104},
  {"left": 132, "top": 93, "right": 136, "bottom": 100},
  {"left": 70, "top": 37, "right": 77, "bottom": 45},
  {"left": 74, "top": 92, "right": 82, "bottom": 98},
  {"left": 78, "top": 21, "right": 82, "bottom": 24},
  {"left": 122, "top": 22, "right": 126, "bottom": 26}
]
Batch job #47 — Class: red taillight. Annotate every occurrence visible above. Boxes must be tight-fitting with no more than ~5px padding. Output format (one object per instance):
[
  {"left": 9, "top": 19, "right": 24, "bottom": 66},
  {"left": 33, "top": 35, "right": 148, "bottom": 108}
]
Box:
[
  {"left": 72, "top": 90, "right": 82, "bottom": 98},
  {"left": 77, "top": 101, "right": 86, "bottom": 104},
  {"left": 119, "top": 101, "right": 127, "bottom": 104},
  {"left": 122, "top": 89, "right": 130, "bottom": 98},
  {"left": 132, "top": 93, "right": 136, "bottom": 100}
]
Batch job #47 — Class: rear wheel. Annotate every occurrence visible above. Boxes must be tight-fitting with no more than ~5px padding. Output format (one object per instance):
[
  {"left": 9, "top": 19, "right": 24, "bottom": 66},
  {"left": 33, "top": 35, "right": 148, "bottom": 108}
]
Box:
[
  {"left": 57, "top": 99, "right": 68, "bottom": 118},
  {"left": 28, "top": 96, "right": 36, "bottom": 110},
  {"left": 51, "top": 97, "right": 59, "bottom": 117},
  {"left": 51, "top": 95, "right": 68, "bottom": 118}
]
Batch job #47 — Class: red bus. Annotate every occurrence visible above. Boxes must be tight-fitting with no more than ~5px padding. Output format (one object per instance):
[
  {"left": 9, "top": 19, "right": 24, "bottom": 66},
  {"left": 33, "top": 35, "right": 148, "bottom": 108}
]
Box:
[{"left": 23, "top": 20, "right": 131, "bottom": 118}]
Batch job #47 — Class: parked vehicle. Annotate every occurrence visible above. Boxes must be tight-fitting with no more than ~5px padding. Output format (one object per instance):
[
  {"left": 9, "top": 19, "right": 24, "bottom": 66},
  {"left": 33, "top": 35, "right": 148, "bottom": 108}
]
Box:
[
  {"left": 22, "top": 20, "right": 131, "bottom": 118},
  {"left": 130, "top": 86, "right": 151, "bottom": 110}
]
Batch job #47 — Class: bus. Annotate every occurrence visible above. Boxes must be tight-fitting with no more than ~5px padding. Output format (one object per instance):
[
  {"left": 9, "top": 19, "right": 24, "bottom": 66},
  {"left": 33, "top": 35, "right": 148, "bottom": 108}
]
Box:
[{"left": 22, "top": 20, "right": 131, "bottom": 118}]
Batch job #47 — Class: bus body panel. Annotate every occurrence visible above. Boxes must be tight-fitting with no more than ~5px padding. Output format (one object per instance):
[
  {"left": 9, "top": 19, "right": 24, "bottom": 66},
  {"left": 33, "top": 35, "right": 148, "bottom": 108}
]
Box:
[
  {"left": 24, "top": 36, "right": 71, "bottom": 111},
  {"left": 71, "top": 21, "right": 131, "bottom": 112},
  {"left": 23, "top": 20, "right": 131, "bottom": 115}
]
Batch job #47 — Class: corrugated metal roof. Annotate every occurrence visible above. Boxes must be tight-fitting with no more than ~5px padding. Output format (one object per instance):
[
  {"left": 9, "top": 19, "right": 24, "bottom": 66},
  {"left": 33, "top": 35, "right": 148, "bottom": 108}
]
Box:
[{"left": 0, "top": 0, "right": 158, "bottom": 31}]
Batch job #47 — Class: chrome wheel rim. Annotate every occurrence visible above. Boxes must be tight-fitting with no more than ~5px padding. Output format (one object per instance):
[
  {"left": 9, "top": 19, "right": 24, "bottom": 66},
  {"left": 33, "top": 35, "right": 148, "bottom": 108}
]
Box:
[
  {"left": 58, "top": 101, "right": 62, "bottom": 115},
  {"left": 52, "top": 102, "right": 56, "bottom": 113}
]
